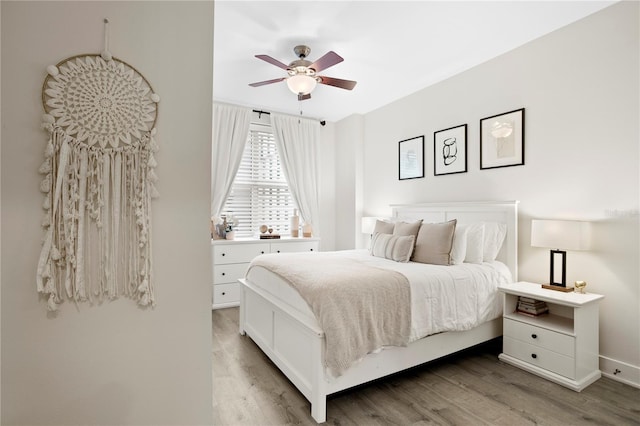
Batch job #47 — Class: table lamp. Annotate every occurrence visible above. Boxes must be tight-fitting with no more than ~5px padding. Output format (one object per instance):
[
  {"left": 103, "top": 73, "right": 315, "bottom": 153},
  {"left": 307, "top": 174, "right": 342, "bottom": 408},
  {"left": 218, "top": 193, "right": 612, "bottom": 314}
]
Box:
[{"left": 531, "top": 219, "right": 591, "bottom": 292}]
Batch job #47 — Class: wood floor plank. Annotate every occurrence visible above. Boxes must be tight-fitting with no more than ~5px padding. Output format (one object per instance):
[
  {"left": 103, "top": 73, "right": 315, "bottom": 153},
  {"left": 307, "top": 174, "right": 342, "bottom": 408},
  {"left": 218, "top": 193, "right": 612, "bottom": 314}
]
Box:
[{"left": 213, "top": 308, "right": 640, "bottom": 425}]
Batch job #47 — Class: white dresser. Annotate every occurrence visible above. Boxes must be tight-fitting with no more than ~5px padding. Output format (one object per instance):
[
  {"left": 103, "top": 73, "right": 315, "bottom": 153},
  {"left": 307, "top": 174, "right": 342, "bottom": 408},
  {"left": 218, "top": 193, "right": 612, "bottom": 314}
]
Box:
[
  {"left": 211, "top": 238, "right": 320, "bottom": 309},
  {"left": 498, "top": 281, "right": 604, "bottom": 391}
]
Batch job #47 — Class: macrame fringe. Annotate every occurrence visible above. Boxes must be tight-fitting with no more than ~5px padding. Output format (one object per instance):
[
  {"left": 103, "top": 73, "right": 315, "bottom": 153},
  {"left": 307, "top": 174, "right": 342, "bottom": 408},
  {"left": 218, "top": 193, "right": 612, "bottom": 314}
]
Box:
[{"left": 36, "top": 124, "right": 159, "bottom": 311}]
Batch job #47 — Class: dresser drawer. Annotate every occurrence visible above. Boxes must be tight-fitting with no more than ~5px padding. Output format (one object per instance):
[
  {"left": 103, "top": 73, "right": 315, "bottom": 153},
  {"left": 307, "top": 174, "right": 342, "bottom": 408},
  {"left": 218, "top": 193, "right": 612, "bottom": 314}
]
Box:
[
  {"left": 213, "top": 243, "right": 270, "bottom": 265},
  {"left": 270, "top": 241, "right": 318, "bottom": 254},
  {"left": 213, "top": 283, "right": 240, "bottom": 306},
  {"left": 214, "top": 263, "right": 250, "bottom": 285},
  {"left": 504, "top": 336, "right": 575, "bottom": 379},
  {"left": 504, "top": 318, "right": 575, "bottom": 357}
]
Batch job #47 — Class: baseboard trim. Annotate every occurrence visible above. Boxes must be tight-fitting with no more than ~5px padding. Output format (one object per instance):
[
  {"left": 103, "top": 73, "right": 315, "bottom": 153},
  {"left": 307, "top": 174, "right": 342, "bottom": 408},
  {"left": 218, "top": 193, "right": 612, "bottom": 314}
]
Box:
[{"left": 599, "top": 355, "right": 640, "bottom": 389}]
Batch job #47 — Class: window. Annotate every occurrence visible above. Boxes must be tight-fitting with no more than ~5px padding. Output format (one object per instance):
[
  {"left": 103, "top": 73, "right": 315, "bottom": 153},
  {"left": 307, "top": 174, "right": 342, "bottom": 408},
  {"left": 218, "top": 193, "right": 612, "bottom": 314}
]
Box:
[{"left": 222, "top": 123, "right": 295, "bottom": 238}]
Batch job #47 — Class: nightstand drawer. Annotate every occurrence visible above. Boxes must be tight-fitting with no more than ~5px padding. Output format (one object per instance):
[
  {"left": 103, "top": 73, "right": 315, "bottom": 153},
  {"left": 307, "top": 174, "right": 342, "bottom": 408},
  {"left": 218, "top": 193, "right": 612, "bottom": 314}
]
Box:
[
  {"left": 213, "top": 283, "right": 240, "bottom": 306},
  {"left": 214, "top": 263, "right": 250, "bottom": 285},
  {"left": 504, "top": 337, "right": 575, "bottom": 379},
  {"left": 504, "top": 318, "right": 575, "bottom": 357},
  {"left": 213, "top": 243, "right": 270, "bottom": 264}
]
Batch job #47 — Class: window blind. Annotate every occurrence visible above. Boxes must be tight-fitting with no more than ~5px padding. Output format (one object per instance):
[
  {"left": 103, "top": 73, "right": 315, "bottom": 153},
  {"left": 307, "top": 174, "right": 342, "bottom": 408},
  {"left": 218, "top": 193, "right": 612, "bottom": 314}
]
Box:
[{"left": 222, "top": 123, "right": 295, "bottom": 238}]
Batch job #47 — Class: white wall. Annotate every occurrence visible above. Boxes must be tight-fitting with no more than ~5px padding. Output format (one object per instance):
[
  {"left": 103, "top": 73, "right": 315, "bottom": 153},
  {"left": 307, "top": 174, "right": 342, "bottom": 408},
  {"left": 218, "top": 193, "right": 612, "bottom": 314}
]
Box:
[
  {"left": 338, "top": 2, "right": 639, "bottom": 385},
  {"left": 1, "top": 2, "right": 214, "bottom": 424}
]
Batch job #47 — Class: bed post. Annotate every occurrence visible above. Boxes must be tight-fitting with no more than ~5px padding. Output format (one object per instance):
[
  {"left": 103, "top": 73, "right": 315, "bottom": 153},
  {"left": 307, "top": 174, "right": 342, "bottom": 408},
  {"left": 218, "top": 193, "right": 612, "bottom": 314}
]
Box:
[
  {"left": 238, "top": 281, "right": 246, "bottom": 336},
  {"left": 310, "top": 334, "right": 327, "bottom": 423}
]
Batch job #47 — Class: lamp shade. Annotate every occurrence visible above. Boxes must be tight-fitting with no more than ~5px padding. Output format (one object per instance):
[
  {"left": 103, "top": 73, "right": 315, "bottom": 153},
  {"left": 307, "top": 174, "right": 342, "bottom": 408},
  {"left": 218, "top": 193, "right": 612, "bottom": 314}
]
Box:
[
  {"left": 361, "top": 217, "right": 379, "bottom": 234},
  {"left": 286, "top": 74, "right": 317, "bottom": 95},
  {"left": 531, "top": 219, "right": 591, "bottom": 251}
]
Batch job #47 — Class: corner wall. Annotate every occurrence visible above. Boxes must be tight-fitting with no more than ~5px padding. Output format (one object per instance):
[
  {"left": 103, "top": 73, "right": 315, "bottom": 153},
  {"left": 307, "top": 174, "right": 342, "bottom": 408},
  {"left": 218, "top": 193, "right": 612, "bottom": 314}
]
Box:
[
  {"left": 356, "top": 2, "right": 639, "bottom": 385},
  {"left": 1, "top": 2, "right": 214, "bottom": 424}
]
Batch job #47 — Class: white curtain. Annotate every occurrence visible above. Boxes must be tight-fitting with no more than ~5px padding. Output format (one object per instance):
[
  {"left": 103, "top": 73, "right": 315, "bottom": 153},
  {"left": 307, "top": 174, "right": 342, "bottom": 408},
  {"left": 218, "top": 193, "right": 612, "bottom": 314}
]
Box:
[
  {"left": 211, "top": 103, "right": 251, "bottom": 215},
  {"left": 271, "top": 113, "right": 321, "bottom": 237}
]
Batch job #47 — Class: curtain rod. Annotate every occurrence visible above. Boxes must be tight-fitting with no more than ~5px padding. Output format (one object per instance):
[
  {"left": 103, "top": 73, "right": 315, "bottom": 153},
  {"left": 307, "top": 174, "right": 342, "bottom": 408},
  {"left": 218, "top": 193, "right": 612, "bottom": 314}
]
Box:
[{"left": 252, "top": 109, "right": 326, "bottom": 126}]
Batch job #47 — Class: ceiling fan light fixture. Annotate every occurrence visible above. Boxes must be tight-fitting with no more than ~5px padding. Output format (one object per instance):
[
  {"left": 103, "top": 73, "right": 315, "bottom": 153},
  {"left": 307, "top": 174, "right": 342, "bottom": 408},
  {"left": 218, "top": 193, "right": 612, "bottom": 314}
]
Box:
[{"left": 286, "top": 74, "right": 318, "bottom": 95}]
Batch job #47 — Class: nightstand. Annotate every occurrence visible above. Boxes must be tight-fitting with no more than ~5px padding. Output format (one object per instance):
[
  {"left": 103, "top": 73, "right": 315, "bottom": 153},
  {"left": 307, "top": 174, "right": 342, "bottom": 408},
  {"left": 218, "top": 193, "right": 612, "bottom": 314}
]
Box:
[{"left": 498, "top": 281, "right": 604, "bottom": 391}]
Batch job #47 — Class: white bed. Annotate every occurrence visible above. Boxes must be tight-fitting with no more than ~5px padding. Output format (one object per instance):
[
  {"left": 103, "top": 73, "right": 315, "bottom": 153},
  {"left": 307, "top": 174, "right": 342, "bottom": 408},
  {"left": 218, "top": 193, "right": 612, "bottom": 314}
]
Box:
[{"left": 238, "top": 201, "right": 519, "bottom": 423}]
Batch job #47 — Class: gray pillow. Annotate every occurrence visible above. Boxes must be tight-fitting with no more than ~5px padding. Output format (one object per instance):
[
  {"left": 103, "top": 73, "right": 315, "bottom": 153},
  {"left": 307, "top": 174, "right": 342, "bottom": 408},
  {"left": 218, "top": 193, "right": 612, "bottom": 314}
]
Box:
[
  {"left": 373, "top": 219, "right": 395, "bottom": 235},
  {"left": 370, "top": 232, "right": 415, "bottom": 263},
  {"left": 411, "top": 219, "right": 457, "bottom": 265},
  {"left": 392, "top": 220, "right": 422, "bottom": 238}
]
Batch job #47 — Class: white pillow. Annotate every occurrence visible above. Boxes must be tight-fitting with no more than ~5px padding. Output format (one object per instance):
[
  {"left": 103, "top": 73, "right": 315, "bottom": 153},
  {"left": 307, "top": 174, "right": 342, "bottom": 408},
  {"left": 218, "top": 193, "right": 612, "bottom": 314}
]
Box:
[
  {"left": 450, "top": 224, "right": 469, "bottom": 265},
  {"left": 370, "top": 232, "right": 415, "bottom": 263},
  {"left": 464, "top": 223, "right": 485, "bottom": 264},
  {"left": 483, "top": 222, "right": 507, "bottom": 261}
]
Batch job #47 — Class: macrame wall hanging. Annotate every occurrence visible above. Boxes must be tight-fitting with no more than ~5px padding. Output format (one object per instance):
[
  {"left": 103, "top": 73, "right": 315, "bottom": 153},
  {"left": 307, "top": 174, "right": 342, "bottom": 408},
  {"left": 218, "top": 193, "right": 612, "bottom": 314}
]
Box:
[{"left": 37, "top": 19, "right": 160, "bottom": 311}]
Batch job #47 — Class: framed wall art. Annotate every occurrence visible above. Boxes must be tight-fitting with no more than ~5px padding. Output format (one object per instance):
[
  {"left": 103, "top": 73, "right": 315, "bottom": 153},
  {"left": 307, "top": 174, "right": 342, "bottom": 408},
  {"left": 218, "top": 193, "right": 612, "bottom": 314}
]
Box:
[
  {"left": 434, "top": 124, "right": 467, "bottom": 176},
  {"left": 398, "top": 135, "right": 424, "bottom": 180},
  {"left": 480, "top": 108, "right": 525, "bottom": 170}
]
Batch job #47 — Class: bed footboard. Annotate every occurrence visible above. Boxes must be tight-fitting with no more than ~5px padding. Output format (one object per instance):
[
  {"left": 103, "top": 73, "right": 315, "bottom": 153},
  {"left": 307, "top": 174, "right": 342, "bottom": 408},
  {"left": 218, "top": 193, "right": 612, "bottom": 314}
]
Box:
[{"left": 239, "top": 278, "right": 328, "bottom": 423}]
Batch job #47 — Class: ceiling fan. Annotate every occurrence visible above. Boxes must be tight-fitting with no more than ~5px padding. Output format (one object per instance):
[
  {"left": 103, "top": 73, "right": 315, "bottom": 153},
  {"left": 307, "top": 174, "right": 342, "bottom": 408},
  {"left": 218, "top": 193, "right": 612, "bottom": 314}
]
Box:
[{"left": 249, "top": 45, "right": 357, "bottom": 101}]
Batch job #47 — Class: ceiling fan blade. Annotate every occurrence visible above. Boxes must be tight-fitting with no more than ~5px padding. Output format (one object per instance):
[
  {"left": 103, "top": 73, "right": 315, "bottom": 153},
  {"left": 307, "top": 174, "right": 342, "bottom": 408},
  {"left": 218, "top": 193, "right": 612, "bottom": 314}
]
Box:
[
  {"left": 298, "top": 93, "right": 311, "bottom": 101},
  {"left": 249, "top": 77, "right": 285, "bottom": 87},
  {"left": 318, "top": 76, "right": 357, "bottom": 90},
  {"left": 308, "top": 51, "right": 343, "bottom": 73},
  {"left": 255, "top": 54, "right": 290, "bottom": 70}
]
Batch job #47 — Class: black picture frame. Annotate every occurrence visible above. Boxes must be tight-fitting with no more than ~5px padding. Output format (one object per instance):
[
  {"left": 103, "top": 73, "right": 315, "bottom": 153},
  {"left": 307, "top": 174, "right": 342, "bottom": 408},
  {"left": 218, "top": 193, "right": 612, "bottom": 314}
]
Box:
[
  {"left": 398, "top": 135, "right": 424, "bottom": 180},
  {"left": 434, "top": 124, "right": 467, "bottom": 176},
  {"left": 480, "top": 108, "right": 525, "bottom": 170}
]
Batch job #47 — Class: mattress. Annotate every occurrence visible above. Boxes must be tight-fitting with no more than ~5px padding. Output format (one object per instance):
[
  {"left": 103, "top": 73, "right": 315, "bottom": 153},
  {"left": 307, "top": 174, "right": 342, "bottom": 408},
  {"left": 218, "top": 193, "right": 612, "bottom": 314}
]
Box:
[{"left": 245, "top": 249, "right": 510, "bottom": 341}]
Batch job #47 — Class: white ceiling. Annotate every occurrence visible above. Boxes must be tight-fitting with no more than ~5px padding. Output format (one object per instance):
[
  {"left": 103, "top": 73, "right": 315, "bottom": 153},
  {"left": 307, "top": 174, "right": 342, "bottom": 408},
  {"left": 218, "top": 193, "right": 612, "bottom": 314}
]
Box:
[{"left": 213, "top": 1, "right": 614, "bottom": 122}]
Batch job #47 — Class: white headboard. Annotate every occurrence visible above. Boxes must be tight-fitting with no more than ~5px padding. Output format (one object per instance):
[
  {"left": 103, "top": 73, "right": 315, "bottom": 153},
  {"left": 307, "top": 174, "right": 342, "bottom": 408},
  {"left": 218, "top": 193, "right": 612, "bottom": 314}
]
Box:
[{"left": 390, "top": 200, "right": 519, "bottom": 281}]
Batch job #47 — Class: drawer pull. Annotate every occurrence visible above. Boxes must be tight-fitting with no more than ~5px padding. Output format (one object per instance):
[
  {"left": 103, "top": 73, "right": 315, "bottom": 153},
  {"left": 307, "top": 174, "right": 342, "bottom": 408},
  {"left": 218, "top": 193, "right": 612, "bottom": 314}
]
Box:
[
  {"left": 261, "top": 251, "right": 265, "bottom": 254},
  {"left": 531, "top": 334, "right": 537, "bottom": 339},
  {"left": 221, "top": 253, "right": 226, "bottom": 257},
  {"left": 221, "top": 272, "right": 226, "bottom": 276},
  {"left": 221, "top": 292, "right": 226, "bottom": 296},
  {"left": 310, "top": 248, "right": 314, "bottom": 251},
  {"left": 277, "top": 250, "right": 281, "bottom": 253},
  {"left": 531, "top": 353, "right": 537, "bottom": 359}
]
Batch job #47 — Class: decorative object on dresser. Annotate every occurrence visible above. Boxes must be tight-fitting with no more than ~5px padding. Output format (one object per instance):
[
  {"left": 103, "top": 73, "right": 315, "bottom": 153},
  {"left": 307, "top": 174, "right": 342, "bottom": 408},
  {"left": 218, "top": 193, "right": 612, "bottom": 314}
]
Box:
[
  {"left": 290, "top": 209, "right": 300, "bottom": 237},
  {"left": 531, "top": 219, "right": 591, "bottom": 292},
  {"left": 498, "top": 281, "right": 604, "bottom": 391},
  {"left": 480, "top": 108, "right": 525, "bottom": 170},
  {"left": 211, "top": 238, "right": 319, "bottom": 309},
  {"left": 398, "top": 135, "right": 425, "bottom": 180},
  {"left": 433, "top": 124, "right": 467, "bottom": 176}
]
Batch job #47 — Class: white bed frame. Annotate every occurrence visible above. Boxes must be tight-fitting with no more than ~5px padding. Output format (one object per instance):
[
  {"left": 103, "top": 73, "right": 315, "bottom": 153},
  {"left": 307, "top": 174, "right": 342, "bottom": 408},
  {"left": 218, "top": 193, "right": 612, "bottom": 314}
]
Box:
[{"left": 238, "top": 201, "right": 518, "bottom": 423}]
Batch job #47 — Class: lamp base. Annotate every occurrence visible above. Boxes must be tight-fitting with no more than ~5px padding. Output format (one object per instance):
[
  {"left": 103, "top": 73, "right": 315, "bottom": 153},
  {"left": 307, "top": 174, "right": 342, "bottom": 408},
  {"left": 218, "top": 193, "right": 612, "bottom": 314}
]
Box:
[{"left": 542, "top": 284, "right": 574, "bottom": 292}]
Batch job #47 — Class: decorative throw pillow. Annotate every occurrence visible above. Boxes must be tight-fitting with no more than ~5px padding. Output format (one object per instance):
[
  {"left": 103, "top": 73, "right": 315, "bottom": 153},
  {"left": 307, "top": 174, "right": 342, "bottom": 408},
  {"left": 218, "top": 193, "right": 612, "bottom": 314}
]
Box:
[
  {"left": 370, "top": 232, "right": 415, "bottom": 263},
  {"left": 483, "top": 222, "right": 507, "bottom": 262},
  {"left": 392, "top": 220, "right": 422, "bottom": 238},
  {"left": 373, "top": 219, "right": 395, "bottom": 235},
  {"left": 411, "top": 219, "right": 457, "bottom": 265},
  {"left": 464, "top": 223, "right": 485, "bottom": 264},
  {"left": 450, "top": 224, "right": 469, "bottom": 265}
]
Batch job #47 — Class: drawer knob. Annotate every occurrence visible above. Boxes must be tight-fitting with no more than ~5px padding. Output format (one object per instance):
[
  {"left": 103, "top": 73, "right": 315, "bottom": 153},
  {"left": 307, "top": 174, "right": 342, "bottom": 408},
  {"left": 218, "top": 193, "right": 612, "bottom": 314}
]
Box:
[
  {"left": 261, "top": 251, "right": 265, "bottom": 254},
  {"left": 531, "top": 353, "right": 537, "bottom": 359},
  {"left": 221, "top": 253, "right": 226, "bottom": 257},
  {"left": 222, "top": 292, "right": 226, "bottom": 296},
  {"left": 531, "top": 334, "right": 537, "bottom": 339},
  {"left": 277, "top": 250, "right": 281, "bottom": 253},
  {"left": 310, "top": 248, "right": 314, "bottom": 251},
  {"left": 221, "top": 272, "right": 226, "bottom": 276}
]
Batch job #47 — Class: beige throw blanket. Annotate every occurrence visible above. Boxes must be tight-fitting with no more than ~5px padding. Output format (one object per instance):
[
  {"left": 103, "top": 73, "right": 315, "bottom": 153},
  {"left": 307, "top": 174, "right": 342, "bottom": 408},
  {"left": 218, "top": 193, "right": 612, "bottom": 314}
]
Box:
[{"left": 248, "top": 252, "right": 411, "bottom": 377}]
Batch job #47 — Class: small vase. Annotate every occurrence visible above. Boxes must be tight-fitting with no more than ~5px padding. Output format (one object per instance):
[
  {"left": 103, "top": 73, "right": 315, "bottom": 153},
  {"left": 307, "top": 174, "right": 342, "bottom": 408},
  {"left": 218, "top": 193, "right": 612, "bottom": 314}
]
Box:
[{"left": 225, "top": 231, "right": 235, "bottom": 240}]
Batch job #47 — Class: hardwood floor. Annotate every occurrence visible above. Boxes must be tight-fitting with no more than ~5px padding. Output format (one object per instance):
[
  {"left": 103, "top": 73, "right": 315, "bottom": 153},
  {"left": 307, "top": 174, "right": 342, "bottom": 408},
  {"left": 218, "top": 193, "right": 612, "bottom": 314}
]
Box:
[{"left": 213, "top": 308, "right": 640, "bottom": 425}]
